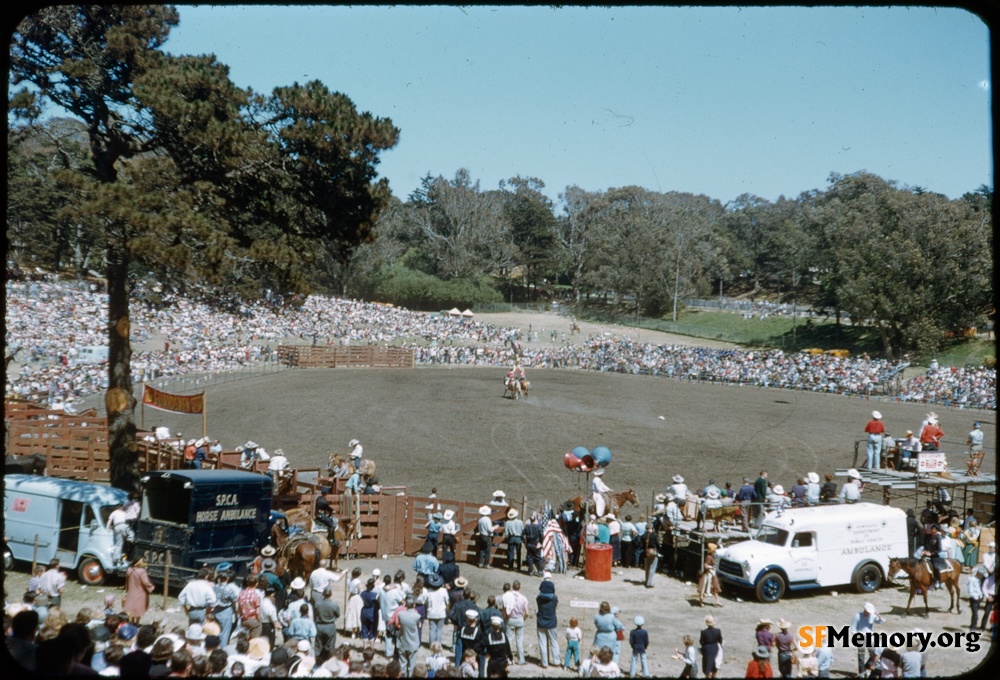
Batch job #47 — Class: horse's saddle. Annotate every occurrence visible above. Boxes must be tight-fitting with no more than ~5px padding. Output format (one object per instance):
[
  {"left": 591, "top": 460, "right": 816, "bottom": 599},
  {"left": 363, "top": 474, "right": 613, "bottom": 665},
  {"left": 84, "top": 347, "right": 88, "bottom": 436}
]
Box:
[{"left": 925, "top": 556, "right": 951, "bottom": 573}]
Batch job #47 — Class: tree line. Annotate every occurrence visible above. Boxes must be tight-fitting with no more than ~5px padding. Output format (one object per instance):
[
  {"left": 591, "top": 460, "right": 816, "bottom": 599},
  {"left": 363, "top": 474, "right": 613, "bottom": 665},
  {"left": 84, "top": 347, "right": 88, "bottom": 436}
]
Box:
[{"left": 7, "top": 7, "right": 993, "bottom": 489}]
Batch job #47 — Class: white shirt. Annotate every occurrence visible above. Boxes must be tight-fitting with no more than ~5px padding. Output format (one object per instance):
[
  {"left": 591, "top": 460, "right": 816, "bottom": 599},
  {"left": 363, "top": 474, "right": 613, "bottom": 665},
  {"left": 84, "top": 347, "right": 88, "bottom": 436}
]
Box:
[
  {"left": 107, "top": 507, "right": 129, "bottom": 531},
  {"left": 501, "top": 589, "right": 529, "bottom": 619},
  {"left": 592, "top": 477, "right": 611, "bottom": 494},
  {"left": 178, "top": 579, "right": 218, "bottom": 609},
  {"left": 982, "top": 550, "right": 996, "bottom": 574},
  {"left": 670, "top": 482, "right": 688, "bottom": 499},
  {"left": 309, "top": 567, "right": 337, "bottom": 595},
  {"left": 268, "top": 454, "right": 289, "bottom": 472},
  {"left": 350, "top": 444, "right": 363, "bottom": 459}
]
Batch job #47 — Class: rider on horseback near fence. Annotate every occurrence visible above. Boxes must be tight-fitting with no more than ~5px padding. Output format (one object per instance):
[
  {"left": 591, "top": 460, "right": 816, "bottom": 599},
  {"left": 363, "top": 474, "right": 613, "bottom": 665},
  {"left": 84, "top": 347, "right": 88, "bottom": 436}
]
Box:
[{"left": 591, "top": 469, "right": 612, "bottom": 517}]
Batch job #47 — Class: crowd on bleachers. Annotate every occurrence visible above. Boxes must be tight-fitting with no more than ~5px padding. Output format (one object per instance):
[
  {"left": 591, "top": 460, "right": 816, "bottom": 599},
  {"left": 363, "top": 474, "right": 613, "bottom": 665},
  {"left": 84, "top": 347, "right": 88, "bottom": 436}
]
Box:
[{"left": 5, "top": 280, "right": 995, "bottom": 411}]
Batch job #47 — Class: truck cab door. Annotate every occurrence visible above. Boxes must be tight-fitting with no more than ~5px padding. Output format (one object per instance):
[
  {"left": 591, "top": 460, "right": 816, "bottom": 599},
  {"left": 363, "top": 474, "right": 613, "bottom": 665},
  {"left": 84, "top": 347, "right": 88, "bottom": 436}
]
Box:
[
  {"left": 56, "top": 500, "right": 85, "bottom": 566},
  {"left": 788, "top": 531, "right": 819, "bottom": 582}
]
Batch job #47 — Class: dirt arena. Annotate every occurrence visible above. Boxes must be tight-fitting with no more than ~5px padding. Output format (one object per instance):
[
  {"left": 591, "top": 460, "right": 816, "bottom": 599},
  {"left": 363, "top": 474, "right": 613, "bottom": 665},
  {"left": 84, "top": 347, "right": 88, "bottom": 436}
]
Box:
[{"left": 17, "top": 312, "right": 995, "bottom": 676}]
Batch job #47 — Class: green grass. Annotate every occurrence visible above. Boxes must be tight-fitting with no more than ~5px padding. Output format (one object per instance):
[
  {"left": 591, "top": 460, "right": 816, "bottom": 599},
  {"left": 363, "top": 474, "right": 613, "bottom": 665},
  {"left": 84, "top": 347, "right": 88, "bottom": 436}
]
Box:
[{"left": 576, "top": 306, "right": 991, "bottom": 364}]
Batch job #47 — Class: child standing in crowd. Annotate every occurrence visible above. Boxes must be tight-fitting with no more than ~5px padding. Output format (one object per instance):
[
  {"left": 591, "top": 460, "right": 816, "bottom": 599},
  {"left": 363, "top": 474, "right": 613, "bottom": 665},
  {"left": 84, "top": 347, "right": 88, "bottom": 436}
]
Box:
[
  {"left": 673, "top": 635, "right": 698, "bottom": 678},
  {"left": 459, "top": 647, "right": 478, "bottom": 678},
  {"left": 564, "top": 616, "right": 583, "bottom": 670},
  {"left": 629, "top": 615, "right": 650, "bottom": 678}
]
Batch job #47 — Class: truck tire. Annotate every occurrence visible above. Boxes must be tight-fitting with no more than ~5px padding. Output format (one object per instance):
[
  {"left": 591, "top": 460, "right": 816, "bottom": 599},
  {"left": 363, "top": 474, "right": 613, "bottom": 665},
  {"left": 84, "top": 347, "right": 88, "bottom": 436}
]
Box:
[
  {"left": 78, "top": 557, "right": 106, "bottom": 586},
  {"left": 755, "top": 571, "right": 786, "bottom": 603},
  {"left": 854, "top": 563, "right": 882, "bottom": 593}
]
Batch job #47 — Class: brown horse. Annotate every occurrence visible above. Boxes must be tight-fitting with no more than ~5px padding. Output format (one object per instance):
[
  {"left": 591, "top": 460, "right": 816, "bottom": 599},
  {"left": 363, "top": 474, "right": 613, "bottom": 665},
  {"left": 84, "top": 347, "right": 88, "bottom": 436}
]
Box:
[
  {"left": 283, "top": 506, "right": 358, "bottom": 571},
  {"left": 698, "top": 502, "right": 741, "bottom": 532},
  {"left": 888, "top": 557, "right": 963, "bottom": 617},
  {"left": 568, "top": 488, "right": 639, "bottom": 516},
  {"left": 271, "top": 518, "right": 332, "bottom": 579},
  {"left": 570, "top": 322, "right": 581, "bottom": 335}
]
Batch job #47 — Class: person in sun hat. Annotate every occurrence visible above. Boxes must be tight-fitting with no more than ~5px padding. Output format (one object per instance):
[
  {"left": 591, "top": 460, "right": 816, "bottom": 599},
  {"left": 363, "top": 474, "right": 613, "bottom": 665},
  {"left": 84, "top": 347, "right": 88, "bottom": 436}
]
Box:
[
  {"left": 699, "top": 614, "right": 723, "bottom": 678},
  {"left": 504, "top": 508, "right": 525, "bottom": 572},
  {"left": 850, "top": 602, "right": 885, "bottom": 674},
  {"left": 839, "top": 470, "right": 863, "bottom": 504},
  {"left": 489, "top": 489, "right": 509, "bottom": 507},
  {"left": 746, "top": 644, "right": 773, "bottom": 679},
  {"left": 698, "top": 543, "right": 723, "bottom": 608},
  {"left": 775, "top": 618, "right": 796, "bottom": 678},
  {"left": 476, "top": 505, "right": 498, "bottom": 569},
  {"left": 348, "top": 439, "right": 363, "bottom": 469},
  {"left": 863, "top": 410, "right": 886, "bottom": 469},
  {"left": 805, "top": 472, "right": 821, "bottom": 506},
  {"left": 591, "top": 468, "right": 613, "bottom": 517},
  {"left": 670, "top": 474, "right": 688, "bottom": 501}
]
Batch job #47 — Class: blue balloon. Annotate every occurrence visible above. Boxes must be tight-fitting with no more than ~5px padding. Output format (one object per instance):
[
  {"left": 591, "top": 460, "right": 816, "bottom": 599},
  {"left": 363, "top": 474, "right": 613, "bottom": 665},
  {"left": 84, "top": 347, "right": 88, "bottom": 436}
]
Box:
[
  {"left": 591, "top": 446, "right": 612, "bottom": 467},
  {"left": 571, "top": 446, "right": 590, "bottom": 459}
]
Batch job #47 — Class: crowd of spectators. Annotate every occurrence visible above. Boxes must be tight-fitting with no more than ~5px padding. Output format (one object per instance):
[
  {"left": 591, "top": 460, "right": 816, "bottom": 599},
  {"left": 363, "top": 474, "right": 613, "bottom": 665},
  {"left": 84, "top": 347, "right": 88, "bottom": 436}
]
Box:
[{"left": 5, "top": 280, "right": 995, "bottom": 411}]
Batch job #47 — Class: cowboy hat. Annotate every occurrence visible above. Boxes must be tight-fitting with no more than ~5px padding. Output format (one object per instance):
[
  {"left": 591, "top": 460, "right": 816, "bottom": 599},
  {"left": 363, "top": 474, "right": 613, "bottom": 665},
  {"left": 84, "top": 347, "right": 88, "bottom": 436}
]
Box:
[
  {"left": 348, "top": 439, "right": 360, "bottom": 447},
  {"left": 454, "top": 576, "right": 469, "bottom": 588},
  {"left": 777, "top": 619, "right": 791, "bottom": 629},
  {"left": 247, "top": 636, "right": 270, "bottom": 660},
  {"left": 772, "top": 485, "right": 785, "bottom": 495},
  {"left": 443, "top": 509, "right": 455, "bottom": 520},
  {"left": 244, "top": 441, "right": 257, "bottom": 449},
  {"left": 754, "top": 645, "right": 771, "bottom": 659},
  {"left": 806, "top": 472, "right": 820, "bottom": 484},
  {"left": 672, "top": 474, "right": 685, "bottom": 484},
  {"left": 847, "top": 468, "right": 861, "bottom": 479},
  {"left": 593, "top": 469, "right": 605, "bottom": 476},
  {"left": 654, "top": 493, "right": 667, "bottom": 503},
  {"left": 507, "top": 509, "right": 519, "bottom": 519},
  {"left": 262, "top": 558, "right": 276, "bottom": 571},
  {"left": 478, "top": 505, "right": 492, "bottom": 516},
  {"left": 706, "top": 487, "right": 721, "bottom": 499},
  {"left": 261, "top": 545, "right": 276, "bottom": 557},
  {"left": 290, "top": 577, "right": 307, "bottom": 590},
  {"left": 273, "top": 448, "right": 284, "bottom": 457},
  {"left": 757, "top": 618, "right": 773, "bottom": 626},
  {"left": 872, "top": 411, "right": 882, "bottom": 419},
  {"left": 426, "top": 573, "right": 445, "bottom": 588},
  {"left": 185, "top": 623, "right": 206, "bottom": 641},
  {"left": 864, "top": 603, "right": 877, "bottom": 614},
  {"left": 492, "top": 490, "right": 506, "bottom": 498}
]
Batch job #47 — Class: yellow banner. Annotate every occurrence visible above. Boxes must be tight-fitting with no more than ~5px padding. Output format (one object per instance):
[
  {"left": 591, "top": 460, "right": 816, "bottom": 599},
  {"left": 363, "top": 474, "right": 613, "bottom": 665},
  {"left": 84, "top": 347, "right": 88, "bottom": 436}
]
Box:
[{"left": 142, "top": 385, "right": 205, "bottom": 414}]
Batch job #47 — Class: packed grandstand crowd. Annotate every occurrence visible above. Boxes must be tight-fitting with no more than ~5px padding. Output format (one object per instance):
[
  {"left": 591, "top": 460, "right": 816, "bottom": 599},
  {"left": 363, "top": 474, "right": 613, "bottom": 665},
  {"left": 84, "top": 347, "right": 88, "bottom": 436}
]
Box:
[{"left": 4, "top": 279, "right": 996, "bottom": 411}]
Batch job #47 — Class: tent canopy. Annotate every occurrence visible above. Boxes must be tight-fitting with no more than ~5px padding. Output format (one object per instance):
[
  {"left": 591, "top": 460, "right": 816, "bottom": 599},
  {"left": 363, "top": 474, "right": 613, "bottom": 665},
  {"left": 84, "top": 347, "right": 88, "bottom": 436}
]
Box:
[
  {"left": 447, "top": 307, "right": 462, "bottom": 316},
  {"left": 461, "top": 309, "right": 475, "bottom": 317}
]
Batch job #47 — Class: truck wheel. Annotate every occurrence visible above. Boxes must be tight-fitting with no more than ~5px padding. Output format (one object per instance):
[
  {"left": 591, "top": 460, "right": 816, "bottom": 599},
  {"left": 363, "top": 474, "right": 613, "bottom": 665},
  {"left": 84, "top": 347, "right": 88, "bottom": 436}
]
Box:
[
  {"left": 78, "top": 557, "right": 106, "bottom": 586},
  {"left": 854, "top": 563, "right": 882, "bottom": 593},
  {"left": 755, "top": 571, "right": 786, "bottom": 603}
]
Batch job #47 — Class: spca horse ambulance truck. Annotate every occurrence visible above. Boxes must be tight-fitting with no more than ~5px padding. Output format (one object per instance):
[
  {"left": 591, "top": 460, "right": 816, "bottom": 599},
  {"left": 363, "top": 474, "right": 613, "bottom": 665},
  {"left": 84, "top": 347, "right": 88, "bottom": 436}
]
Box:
[
  {"left": 134, "top": 470, "right": 272, "bottom": 588},
  {"left": 716, "top": 502, "right": 908, "bottom": 603}
]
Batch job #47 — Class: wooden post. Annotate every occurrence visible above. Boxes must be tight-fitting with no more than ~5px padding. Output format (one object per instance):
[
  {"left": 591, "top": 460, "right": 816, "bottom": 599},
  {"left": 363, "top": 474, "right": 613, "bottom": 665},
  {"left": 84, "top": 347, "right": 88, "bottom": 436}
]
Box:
[
  {"left": 202, "top": 394, "right": 207, "bottom": 439},
  {"left": 162, "top": 552, "right": 171, "bottom": 609}
]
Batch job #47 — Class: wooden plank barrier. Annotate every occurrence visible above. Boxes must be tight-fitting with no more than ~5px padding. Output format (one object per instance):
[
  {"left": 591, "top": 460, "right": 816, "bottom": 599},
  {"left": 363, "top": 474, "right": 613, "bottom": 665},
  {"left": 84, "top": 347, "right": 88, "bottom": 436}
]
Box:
[{"left": 277, "top": 345, "right": 414, "bottom": 369}]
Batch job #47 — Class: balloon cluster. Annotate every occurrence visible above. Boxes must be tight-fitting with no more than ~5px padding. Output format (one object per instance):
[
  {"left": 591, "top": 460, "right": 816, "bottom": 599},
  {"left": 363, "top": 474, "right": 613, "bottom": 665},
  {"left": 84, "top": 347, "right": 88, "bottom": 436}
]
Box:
[{"left": 563, "top": 445, "right": 612, "bottom": 472}]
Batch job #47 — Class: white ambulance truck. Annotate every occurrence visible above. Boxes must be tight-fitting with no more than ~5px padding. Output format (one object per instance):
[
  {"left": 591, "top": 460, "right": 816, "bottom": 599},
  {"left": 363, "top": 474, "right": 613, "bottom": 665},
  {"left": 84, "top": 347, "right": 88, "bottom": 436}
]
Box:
[{"left": 716, "top": 502, "right": 908, "bottom": 603}]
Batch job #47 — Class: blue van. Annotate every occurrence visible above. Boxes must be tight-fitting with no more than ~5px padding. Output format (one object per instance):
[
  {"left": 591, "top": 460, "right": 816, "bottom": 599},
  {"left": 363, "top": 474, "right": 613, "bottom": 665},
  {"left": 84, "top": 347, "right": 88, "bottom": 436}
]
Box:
[
  {"left": 134, "top": 470, "right": 273, "bottom": 587},
  {"left": 4, "top": 474, "right": 128, "bottom": 585}
]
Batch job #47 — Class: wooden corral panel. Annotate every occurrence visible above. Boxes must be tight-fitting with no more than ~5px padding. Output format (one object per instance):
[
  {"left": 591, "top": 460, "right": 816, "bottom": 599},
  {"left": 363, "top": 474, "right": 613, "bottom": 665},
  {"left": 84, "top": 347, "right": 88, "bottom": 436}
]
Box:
[
  {"left": 376, "top": 493, "right": 408, "bottom": 557},
  {"left": 277, "top": 345, "right": 414, "bottom": 369},
  {"left": 404, "top": 496, "right": 511, "bottom": 566}
]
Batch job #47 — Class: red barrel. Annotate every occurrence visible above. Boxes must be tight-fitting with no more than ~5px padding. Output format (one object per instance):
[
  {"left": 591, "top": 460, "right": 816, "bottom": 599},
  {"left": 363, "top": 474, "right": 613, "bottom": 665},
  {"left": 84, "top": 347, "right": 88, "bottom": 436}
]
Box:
[{"left": 584, "top": 544, "right": 613, "bottom": 581}]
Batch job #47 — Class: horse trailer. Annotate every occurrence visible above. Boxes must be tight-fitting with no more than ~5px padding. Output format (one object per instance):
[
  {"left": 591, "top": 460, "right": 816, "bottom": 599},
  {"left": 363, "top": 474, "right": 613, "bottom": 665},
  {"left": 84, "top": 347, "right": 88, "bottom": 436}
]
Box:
[
  {"left": 716, "top": 502, "right": 908, "bottom": 603},
  {"left": 134, "top": 470, "right": 272, "bottom": 588}
]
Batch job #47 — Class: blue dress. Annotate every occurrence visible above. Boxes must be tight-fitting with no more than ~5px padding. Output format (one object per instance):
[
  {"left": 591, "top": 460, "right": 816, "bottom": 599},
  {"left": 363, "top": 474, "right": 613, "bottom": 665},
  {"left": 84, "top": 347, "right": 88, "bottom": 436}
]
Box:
[
  {"left": 360, "top": 590, "right": 379, "bottom": 640},
  {"left": 592, "top": 611, "right": 617, "bottom": 650}
]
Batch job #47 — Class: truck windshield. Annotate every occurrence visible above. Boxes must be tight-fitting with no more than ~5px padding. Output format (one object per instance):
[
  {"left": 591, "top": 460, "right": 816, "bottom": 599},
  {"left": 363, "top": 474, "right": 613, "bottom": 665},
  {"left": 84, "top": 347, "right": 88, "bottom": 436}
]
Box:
[{"left": 756, "top": 526, "right": 789, "bottom": 546}]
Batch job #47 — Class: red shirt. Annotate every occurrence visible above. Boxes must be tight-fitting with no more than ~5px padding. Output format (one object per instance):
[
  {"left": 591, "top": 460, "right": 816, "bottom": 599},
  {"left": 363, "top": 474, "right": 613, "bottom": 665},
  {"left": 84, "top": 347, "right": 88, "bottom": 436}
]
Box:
[
  {"left": 920, "top": 423, "right": 944, "bottom": 444},
  {"left": 864, "top": 420, "right": 885, "bottom": 435},
  {"left": 745, "top": 660, "right": 773, "bottom": 678}
]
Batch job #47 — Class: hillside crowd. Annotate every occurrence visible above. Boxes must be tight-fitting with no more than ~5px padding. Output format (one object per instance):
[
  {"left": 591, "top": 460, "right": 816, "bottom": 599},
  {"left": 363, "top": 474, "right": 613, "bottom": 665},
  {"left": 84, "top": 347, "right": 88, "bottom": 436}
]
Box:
[{"left": 5, "top": 280, "right": 995, "bottom": 411}]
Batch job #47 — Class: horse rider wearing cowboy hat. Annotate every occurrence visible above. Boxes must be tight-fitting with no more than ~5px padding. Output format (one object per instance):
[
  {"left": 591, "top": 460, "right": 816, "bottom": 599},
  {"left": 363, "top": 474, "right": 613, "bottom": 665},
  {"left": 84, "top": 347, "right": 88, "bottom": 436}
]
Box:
[
  {"left": 591, "top": 469, "right": 612, "bottom": 517},
  {"left": 348, "top": 439, "right": 363, "bottom": 470},
  {"left": 489, "top": 490, "right": 509, "bottom": 508}
]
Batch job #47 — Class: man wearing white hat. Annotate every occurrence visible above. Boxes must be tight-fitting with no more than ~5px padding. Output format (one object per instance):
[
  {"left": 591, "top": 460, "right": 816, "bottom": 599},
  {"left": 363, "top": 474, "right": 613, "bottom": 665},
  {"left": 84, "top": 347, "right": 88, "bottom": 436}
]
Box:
[
  {"left": 669, "top": 474, "right": 688, "bottom": 501},
  {"left": 591, "top": 469, "right": 612, "bottom": 517},
  {"left": 839, "top": 470, "right": 863, "bottom": 504},
  {"left": 489, "top": 490, "right": 509, "bottom": 508},
  {"left": 805, "top": 472, "right": 821, "bottom": 506},
  {"left": 864, "top": 410, "right": 885, "bottom": 469},
  {"left": 504, "top": 509, "right": 525, "bottom": 572},
  {"left": 348, "top": 439, "right": 363, "bottom": 470},
  {"left": 477, "top": 506, "right": 498, "bottom": 569},
  {"left": 850, "top": 602, "right": 884, "bottom": 674},
  {"left": 440, "top": 509, "right": 459, "bottom": 554},
  {"left": 267, "top": 448, "right": 289, "bottom": 479}
]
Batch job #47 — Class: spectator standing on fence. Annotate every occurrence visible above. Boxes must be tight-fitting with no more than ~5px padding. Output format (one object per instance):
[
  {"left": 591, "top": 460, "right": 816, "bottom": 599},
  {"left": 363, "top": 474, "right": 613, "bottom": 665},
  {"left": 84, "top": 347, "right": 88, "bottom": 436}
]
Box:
[
  {"left": 504, "top": 509, "right": 524, "bottom": 572},
  {"left": 440, "top": 509, "right": 459, "bottom": 555},
  {"left": 476, "top": 506, "right": 497, "bottom": 569},
  {"left": 863, "top": 411, "right": 885, "bottom": 469}
]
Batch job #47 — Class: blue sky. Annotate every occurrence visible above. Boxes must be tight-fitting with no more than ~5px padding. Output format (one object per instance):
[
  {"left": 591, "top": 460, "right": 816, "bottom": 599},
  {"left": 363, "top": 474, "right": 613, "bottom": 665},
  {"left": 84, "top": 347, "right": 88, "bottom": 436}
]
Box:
[{"left": 162, "top": 5, "right": 991, "bottom": 207}]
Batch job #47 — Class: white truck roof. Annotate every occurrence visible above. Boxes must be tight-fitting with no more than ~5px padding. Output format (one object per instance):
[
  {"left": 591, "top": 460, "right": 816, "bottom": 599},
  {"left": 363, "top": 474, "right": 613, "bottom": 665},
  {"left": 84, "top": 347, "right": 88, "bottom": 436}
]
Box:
[{"left": 760, "top": 502, "right": 903, "bottom": 531}]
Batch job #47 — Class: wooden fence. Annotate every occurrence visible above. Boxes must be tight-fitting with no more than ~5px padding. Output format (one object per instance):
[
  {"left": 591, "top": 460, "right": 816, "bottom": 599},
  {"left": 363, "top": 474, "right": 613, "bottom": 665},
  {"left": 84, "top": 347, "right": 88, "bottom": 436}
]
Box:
[{"left": 277, "top": 345, "right": 414, "bottom": 369}]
